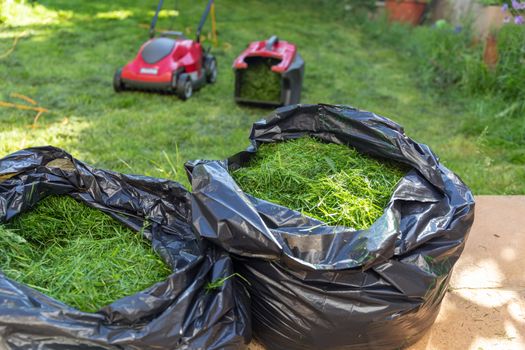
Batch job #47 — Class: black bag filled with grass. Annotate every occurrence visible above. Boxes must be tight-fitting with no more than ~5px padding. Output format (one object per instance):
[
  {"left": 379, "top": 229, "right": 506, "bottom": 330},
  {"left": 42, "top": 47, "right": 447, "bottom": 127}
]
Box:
[
  {"left": 0, "top": 147, "right": 251, "bottom": 350},
  {"left": 185, "top": 104, "right": 475, "bottom": 350}
]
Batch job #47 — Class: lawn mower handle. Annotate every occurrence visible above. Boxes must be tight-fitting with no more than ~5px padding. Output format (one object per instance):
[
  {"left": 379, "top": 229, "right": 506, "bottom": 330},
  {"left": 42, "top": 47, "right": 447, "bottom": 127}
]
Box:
[
  {"left": 149, "top": 0, "right": 164, "bottom": 38},
  {"left": 265, "top": 35, "right": 279, "bottom": 51},
  {"left": 196, "top": 0, "right": 214, "bottom": 42}
]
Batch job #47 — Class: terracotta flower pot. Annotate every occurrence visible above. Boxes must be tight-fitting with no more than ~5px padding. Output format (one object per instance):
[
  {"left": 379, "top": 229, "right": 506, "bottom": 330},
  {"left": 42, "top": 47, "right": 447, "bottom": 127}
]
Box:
[
  {"left": 385, "top": 0, "right": 426, "bottom": 26},
  {"left": 483, "top": 33, "right": 499, "bottom": 68}
]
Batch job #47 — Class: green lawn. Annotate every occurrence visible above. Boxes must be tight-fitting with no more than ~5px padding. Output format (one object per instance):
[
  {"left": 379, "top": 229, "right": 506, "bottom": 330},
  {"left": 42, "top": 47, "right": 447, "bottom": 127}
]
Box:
[{"left": 0, "top": 0, "right": 523, "bottom": 193}]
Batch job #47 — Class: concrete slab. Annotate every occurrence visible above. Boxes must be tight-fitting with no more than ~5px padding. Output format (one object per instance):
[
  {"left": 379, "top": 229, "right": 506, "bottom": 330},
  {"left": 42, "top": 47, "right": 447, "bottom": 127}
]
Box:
[
  {"left": 450, "top": 196, "right": 525, "bottom": 289},
  {"left": 248, "top": 196, "right": 525, "bottom": 350}
]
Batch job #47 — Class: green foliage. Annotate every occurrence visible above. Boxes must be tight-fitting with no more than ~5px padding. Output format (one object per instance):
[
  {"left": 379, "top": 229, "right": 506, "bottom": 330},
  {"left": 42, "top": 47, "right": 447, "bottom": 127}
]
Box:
[
  {"left": 477, "top": 0, "right": 505, "bottom": 5},
  {"left": 461, "top": 25, "right": 525, "bottom": 148},
  {"left": 363, "top": 17, "right": 525, "bottom": 106},
  {"left": 360, "top": 16, "right": 525, "bottom": 173},
  {"left": 342, "top": 0, "right": 377, "bottom": 13},
  {"left": 362, "top": 19, "right": 475, "bottom": 90},
  {"left": 205, "top": 273, "right": 250, "bottom": 293},
  {"left": 409, "top": 25, "right": 473, "bottom": 89},
  {"left": 496, "top": 24, "right": 525, "bottom": 102},
  {"left": 0, "top": 196, "right": 171, "bottom": 312},
  {"left": 232, "top": 137, "right": 407, "bottom": 230},
  {"left": 462, "top": 25, "right": 525, "bottom": 103}
]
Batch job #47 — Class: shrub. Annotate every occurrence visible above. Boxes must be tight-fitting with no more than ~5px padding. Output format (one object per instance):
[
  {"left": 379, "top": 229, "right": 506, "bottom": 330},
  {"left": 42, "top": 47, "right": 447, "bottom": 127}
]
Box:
[
  {"left": 360, "top": 16, "right": 524, "bottom": 148},
  {"left": 496, "top": 24, "right": 525, "bottom": 102}
]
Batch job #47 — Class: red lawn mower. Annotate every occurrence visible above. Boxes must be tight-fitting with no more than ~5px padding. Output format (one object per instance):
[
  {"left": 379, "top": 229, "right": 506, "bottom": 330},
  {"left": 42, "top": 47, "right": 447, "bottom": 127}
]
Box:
[
  {"left": 233, "top": 36, "right": 304, "bottom": 107},
  {"left": 113, "top": 0, "right": 217, "bottom": 100}
]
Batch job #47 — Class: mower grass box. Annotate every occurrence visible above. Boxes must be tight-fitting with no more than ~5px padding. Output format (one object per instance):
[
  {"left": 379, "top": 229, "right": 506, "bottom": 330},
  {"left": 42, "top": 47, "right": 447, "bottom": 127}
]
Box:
[
  {"left": 238, "top": 57, "right": 282, "bottom": 104},
  {"left": 233, "top": 36, "right": 304, "bottom": 107}
]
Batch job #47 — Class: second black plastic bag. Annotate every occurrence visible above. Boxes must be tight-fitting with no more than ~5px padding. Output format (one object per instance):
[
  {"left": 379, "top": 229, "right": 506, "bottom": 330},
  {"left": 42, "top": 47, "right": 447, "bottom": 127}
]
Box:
[
  {"left": 0, "top": 147, "right": 251, "bottom": 350},
  {"left": 186, "top": 104, "right": 475, "bottom": 350}
]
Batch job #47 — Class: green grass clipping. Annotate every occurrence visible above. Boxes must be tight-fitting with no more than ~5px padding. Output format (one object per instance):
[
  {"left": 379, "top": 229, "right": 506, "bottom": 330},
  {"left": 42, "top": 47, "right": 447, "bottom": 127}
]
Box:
[
  {"left": 239, "top": 58, "right": 282, "bottom": 103},
  {"left": 0, "top": 196, "right": 171, "bottom": 313},
  {"left": 232, "top": 137, "right": 408, "bottom": 230}
]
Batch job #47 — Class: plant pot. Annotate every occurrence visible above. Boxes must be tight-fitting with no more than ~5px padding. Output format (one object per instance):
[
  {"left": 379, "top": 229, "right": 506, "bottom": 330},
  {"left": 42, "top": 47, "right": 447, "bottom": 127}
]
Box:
[
  {"left": 483, "top": 33, "right": 499, "bottom": 68},
  {"left": 385, "top": 0, "right": 427, "bottom": 26}
]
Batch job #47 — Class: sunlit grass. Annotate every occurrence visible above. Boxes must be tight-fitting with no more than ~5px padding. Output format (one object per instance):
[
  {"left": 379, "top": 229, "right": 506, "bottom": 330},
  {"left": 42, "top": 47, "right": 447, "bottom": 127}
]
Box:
[
  {"left": 1, "top": 0, "right": 72, "bottom": 26},
  {"left": 0, "top": 116, "right": 90, "bottom": 156},
  {"left": 95, "top": 10, "right": 134, "bottom": 20},
  {"left": 0, "top": 0, "right": 522, "bottom": 193}
]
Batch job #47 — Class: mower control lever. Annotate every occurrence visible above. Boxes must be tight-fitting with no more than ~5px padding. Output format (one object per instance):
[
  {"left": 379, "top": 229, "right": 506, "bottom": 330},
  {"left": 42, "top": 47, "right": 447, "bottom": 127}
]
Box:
[
  {"left": 196, "top": 0, "right": 215, "bottom": 43},
  {"left": 265, "top": 36, "right": 279, "bottom": 51},
  {"left": 149, "top": 0, "right": 165, "bottom": 38}
]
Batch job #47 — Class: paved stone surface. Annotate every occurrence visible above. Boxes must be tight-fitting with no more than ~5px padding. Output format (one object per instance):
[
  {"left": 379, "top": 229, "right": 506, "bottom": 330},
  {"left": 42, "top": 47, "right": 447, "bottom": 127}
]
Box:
[{"left": 248, "top": 196, "right": 525, "bottom": 350}]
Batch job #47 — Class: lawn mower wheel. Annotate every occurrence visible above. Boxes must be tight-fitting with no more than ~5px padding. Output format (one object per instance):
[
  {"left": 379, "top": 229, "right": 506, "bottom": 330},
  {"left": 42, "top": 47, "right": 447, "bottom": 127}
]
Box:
[
  {"left": 176, "top": 74, "right": 193, "bottom": 100},
  {"left": 113, "top": 68, "right": 125, "bottom": 92}
]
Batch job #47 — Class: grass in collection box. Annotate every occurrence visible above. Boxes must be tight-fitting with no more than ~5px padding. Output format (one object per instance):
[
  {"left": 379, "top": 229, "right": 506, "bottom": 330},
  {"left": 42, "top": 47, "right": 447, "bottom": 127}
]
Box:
[
  {"left": 232, "top": 137, "right": 408, "bottom": 230},
  {"left": 239, "top": 58, "right": 282, "bottom": 103},
  {"left": 0, "top": 195, "right": 171, "bottom": 313}
]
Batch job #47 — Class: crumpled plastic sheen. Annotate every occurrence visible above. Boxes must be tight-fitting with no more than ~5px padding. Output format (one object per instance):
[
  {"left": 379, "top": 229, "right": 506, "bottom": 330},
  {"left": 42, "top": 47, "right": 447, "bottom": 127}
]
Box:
[
  {"left": 185, "top": 104, "right": 475, "bottom": 350},
  {"left": 0, "top": 146, "right": 251, "bottom": 350}
]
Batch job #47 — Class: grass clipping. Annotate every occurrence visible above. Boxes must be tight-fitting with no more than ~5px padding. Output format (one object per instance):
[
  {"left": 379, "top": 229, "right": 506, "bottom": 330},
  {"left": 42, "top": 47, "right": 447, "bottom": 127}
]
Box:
[
  {"left": 232, "top": 137, "right": 407, "bottom": 230},
  {"left": 0, "top": 196, "right": 171, "bottom": 312},
  {"left": 239, "top": 58, "right": 282, "bottom": 103}
]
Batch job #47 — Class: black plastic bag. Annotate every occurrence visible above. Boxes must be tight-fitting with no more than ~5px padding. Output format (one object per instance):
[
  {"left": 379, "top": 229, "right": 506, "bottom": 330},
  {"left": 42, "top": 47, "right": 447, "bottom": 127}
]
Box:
[
  {"left": 0, "top": 147, "right": 251, "bottom": 350},
  {"left": 186, "top": 104, "right": 475, "bottom": 350}
]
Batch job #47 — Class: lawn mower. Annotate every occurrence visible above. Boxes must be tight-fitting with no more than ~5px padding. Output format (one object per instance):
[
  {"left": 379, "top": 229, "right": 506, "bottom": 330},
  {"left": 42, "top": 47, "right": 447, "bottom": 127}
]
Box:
[
  {"left": 113, "top": 0, "right": 217, "bottom": 100},
  {"left": 233, "top": 36, "right": 304, "bottom": 107}
]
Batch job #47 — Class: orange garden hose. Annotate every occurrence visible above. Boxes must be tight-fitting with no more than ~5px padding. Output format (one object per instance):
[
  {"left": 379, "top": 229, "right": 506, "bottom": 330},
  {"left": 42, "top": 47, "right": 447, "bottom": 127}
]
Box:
[
  {"left": 0, "top": 31, "right": 28, "bottom": 60},
  {"left": 0, "top": 101, "right": 49, "bottom": 125}
]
